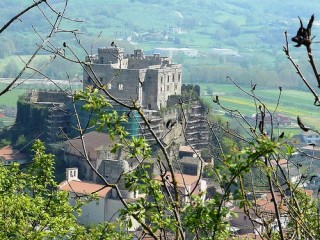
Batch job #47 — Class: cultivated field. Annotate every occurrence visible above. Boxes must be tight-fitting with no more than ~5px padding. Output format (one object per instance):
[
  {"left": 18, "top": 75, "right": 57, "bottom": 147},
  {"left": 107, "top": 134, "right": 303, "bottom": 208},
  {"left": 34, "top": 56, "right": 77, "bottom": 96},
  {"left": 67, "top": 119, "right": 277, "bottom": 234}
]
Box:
[{"left": 200, "top": 83, "right": 320, "bottom": 133}]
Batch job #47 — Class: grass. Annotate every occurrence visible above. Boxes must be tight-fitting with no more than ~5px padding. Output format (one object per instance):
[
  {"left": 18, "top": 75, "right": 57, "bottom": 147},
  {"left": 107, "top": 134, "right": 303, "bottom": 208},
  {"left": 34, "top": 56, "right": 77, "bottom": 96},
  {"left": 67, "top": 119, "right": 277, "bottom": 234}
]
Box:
[
  {"left": 200, "top": 83, "right": 320, "bottom": 130},
  {"left": 0, "top": 84, "right": 25, "bottom": 108}
]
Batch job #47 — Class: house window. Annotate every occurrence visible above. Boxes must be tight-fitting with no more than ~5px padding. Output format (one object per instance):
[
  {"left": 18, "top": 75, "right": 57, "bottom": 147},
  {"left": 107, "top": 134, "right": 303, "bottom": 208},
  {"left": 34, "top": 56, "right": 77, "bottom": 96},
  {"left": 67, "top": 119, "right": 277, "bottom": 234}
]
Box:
[
  {"left": 118, "top": 84, "right": 123, "bottom": 90},
  {"left": 100, "top": 77, "right": 103, "bottom": 82},
  {"left": 107, "top": 83, "right": 111, "bottom": 89},
  {"left": 172, "top": 75, "right": 175, "bottom": 82},
  {"left": 87, "top": 76, "right": 91, "bottom": 83},
  {"left": 100, "top": 57, "right": 103, "bottom": 64}
]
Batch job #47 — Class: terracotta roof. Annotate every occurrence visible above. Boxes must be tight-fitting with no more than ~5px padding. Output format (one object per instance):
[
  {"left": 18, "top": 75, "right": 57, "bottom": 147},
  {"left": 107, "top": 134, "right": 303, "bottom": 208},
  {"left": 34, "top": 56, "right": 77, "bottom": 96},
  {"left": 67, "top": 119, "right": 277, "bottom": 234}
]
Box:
[
  {"left": 270, "top": 159, "right": 288, "bottom": 167},
  {"left": 179, "top": 145, "right": 194, "bottom": 153},
  {"left": 0, "top": 146, "right": 27, "bottom": 161},
  {"left": 154, "top": 172, "right": 199, "bottom": 187},
  {"left": 63, "top": 131, "right": 116, "bottom": 160},
  {"left": 59, "top": 180, "right": 112, "bottom": 198}
]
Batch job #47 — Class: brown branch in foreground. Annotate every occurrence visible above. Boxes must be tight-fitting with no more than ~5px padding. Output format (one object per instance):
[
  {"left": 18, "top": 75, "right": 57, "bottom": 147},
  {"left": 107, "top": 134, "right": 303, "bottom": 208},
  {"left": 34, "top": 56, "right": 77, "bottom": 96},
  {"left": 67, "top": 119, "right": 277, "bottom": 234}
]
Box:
[{"left": 283, "top": 31, "right": 320, "bottom": 105}]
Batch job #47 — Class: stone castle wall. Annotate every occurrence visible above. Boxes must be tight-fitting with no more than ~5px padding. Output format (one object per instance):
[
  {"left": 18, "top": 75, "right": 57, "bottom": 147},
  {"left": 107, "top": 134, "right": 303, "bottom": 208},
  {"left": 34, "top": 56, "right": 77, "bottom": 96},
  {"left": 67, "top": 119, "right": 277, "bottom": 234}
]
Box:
[
  {"left": 84, "top": 47, "right": 182, "bottom": 110},
  {"left": 28, "top": 90, "right": 69, "bottom": 103}
]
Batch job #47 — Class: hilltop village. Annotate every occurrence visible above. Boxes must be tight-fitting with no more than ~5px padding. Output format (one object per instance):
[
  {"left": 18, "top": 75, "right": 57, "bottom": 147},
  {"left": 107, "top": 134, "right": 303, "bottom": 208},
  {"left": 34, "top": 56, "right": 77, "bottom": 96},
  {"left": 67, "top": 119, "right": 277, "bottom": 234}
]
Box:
[
  {"left": 0, "top": 47, "right": 212, "bottom": 230},
  {"left": 0, "top": 46, "right": 319, "bottom": 238}
]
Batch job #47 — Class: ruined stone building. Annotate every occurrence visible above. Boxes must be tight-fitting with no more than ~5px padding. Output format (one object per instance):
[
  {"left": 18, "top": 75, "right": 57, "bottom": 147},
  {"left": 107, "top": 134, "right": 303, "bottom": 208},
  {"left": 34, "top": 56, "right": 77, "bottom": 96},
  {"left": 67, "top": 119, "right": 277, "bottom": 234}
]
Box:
[
  {"left": 82, "top": 47, "right": 210, "bottom": 151},
  {"left": 16, "top": 90, "right": 71, "bottom": 143},
  {"left": 83, "top": 47, "right": 182, "bottom": 110}
]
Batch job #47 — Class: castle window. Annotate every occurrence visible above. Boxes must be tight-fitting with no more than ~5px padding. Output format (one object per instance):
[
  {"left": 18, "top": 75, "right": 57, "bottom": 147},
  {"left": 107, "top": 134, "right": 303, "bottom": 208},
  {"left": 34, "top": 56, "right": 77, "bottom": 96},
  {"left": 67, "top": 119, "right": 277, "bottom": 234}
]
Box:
[
  {"left": 100, "top": 77, "right": 103, "bottom": 82},
  {"left": 100, "top": 57, "right": 104, "bottom": 64},
  {"left": 161, "top": 76, "right": 163, "bottom": 84},
  {"left": 172, "top": 75, "right": 175, "bottom": 82},
  {"left": 87, "top": 76, "right": 91, "bottom": 83},
  {"left": 167, "top": 76, "right": 170, "bottom": 83},
  {"left": 118, "top": 84, "right": 123, "bottom": 90},
  {"left": 178, "top": 74, "right": 181, "bottom": 82},
  {"left": 167, "top": 85, "right": 169, "bottom": 91}
]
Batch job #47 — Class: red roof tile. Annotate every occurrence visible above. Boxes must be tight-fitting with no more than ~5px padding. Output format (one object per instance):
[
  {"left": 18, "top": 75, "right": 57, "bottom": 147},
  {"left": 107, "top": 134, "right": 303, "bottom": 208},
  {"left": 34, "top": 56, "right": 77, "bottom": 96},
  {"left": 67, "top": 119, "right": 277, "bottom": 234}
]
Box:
[
  {"left": 0, "top": 146, "right": 27, "bottom": 161},
  {"left": 59, "top": 180, "right": 112, "bottom": 198}
]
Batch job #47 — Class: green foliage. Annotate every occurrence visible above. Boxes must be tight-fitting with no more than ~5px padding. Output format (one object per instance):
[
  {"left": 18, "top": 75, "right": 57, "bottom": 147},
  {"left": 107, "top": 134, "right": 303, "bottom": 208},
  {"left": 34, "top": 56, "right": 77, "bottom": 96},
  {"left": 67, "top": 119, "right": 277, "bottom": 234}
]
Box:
[
  {"left": 0, "top": 139, "right": 125, "bottom": 239},
  {"left": 0, "top": 139, "right": 10, "bottom": 148},
  {"left": 74, "top": 88, "right": 129, "bottom": 139},
  {"left": 1, "top": 60, "right": 19, "bottom": 78},
  {"left": 183, "top": 196, "right": 231, "bottom": 240},
  {"left": 15, "top": 135, "right": 26, "bottom": 148},
  {"left": 123, "top": 165, "right": 178, "bottom": 234},
  {"left": 286, "top": 190, "right": 320, "bottom": 239}
]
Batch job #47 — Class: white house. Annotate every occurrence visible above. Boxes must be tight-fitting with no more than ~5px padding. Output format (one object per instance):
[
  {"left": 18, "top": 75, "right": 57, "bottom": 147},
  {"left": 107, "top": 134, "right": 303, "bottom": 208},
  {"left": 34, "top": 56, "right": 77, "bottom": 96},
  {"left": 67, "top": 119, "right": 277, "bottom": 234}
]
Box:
[{"left": 59, "top": 168, "right": 139, "bottom": 230}]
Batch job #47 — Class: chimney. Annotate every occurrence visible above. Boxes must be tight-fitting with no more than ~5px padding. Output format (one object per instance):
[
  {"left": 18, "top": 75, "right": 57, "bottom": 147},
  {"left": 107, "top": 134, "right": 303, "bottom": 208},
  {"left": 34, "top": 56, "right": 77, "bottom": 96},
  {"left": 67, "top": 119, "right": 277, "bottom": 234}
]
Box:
[{"left": 66, "top": 168, "right": 79, "bottom": 181}]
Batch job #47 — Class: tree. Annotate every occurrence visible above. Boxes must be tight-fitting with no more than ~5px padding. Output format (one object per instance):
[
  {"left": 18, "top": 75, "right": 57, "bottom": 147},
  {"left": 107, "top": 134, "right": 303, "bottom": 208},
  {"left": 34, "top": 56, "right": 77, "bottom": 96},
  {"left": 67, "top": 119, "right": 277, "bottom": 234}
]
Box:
[
  {"left": 222, "top": 19, "right": 241, "bottom": 37},
  {"left": 2, "top": 60, "right": 19, "bottom": 78},
  {"left": 1, "top": 1, "right": 320, "bottom": 239},
  {"left": 0, "top": 139, "right": 129, "bottom": 239}
]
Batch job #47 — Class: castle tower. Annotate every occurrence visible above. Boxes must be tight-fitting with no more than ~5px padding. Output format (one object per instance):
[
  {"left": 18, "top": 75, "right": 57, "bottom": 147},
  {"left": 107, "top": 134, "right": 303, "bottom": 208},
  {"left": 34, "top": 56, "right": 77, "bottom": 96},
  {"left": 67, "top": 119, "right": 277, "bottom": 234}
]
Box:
[{"left": 97, "top": 47, "right": 124, "bottom": 66}]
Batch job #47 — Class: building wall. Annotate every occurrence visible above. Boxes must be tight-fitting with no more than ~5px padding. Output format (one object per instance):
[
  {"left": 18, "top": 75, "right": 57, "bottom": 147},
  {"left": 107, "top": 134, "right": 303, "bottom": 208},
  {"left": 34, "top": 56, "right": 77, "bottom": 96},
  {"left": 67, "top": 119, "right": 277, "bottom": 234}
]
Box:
[
  {"left": 28, "top": 90, "right": 70, "bottom": 103},
  {"left": 103, "top": 159, "right": 130, "bottom": 184},
  {"left": 105, "top": 198, "right": 140, "bottom": 231},
  {"left": 231, "top": 211, "right": 257, "bottom": 235},
  {"left": 84, "top": 66, "right": 145, "bottom": 105},
  {"left": 64, "top": 154, "right": 95, "bottom": 181},
  {"left": 69, "top": 194, "right": 106, "bottom": 225},
  {"left": 84, "top": 48, "right": 182, "bottom": 110}
]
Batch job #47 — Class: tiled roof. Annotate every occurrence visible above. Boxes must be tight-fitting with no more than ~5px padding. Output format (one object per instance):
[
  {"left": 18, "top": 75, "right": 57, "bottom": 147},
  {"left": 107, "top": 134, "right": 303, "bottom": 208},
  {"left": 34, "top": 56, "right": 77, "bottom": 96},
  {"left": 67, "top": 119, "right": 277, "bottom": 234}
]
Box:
[
  {"left": 270, "top": 159, "right": 288, "bottom": 167},
  {"left": 59, "top": 180, "right": 112, "bottom": 198},
  {"left": 0, "top": 146, "right": 27, "bottom": 161},
  {"left": 179, "top": 145, "right": 194, "bottom": 153},
  {"left": 63, "top": 131, "right": 116, "bottom": 160},
  {"left": 155, "top": 172, "right": 199, "bottom": 187}
]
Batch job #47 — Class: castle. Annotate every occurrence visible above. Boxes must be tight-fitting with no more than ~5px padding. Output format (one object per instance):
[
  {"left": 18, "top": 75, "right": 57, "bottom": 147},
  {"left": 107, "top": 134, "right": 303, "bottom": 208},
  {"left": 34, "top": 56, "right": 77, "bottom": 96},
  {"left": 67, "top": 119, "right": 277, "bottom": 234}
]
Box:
[
  {"left": 83, "top": 47, "right": 182, "bottom": 110},
  {"left": 15, "top": 47, "right": 209, "bottom": 150}
]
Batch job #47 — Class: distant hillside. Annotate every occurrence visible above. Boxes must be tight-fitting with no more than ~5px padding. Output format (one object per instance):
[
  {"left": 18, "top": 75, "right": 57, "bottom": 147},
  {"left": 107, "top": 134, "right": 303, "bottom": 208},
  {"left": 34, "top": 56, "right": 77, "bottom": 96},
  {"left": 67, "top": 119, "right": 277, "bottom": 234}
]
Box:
[{"left": 1, "top": 0, "right": 320, "bottom": 88}]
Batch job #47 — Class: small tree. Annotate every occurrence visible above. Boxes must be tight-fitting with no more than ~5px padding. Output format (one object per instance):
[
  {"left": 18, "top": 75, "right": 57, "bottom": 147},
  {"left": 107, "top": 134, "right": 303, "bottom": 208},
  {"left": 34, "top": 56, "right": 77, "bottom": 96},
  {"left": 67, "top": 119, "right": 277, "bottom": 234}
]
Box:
[{"left": 0, "top": 139, "right": 129, "bottom": 239}]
